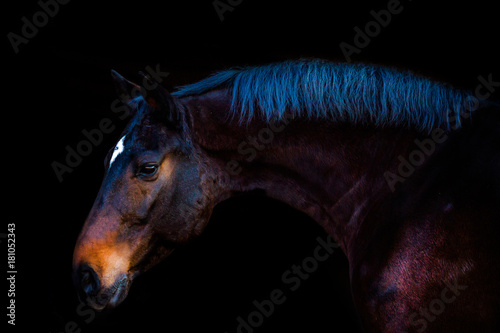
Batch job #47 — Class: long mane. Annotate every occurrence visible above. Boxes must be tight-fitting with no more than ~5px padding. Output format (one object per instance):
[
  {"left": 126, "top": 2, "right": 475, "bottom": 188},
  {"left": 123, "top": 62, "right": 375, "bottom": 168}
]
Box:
[{"left": 172, "top": 59, "right": 474, "bottom": 131}]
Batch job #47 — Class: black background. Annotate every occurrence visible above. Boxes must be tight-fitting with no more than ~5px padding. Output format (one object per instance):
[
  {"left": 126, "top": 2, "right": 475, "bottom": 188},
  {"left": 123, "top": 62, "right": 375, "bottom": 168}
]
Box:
[{"left": 4, "top": 0, "right": 500, "bottom": 332}]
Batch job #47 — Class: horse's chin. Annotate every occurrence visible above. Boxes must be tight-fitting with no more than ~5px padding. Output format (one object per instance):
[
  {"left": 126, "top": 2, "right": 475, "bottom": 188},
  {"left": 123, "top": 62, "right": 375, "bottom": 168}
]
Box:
[{"left": 85, "top": 274, "right": 132, "bottom": 311}]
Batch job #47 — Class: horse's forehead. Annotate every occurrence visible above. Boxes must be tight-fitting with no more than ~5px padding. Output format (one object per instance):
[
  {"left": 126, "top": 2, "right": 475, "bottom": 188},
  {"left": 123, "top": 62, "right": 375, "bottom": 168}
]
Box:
[
  {"left": 109, "top": 127, "right": 168, "bottom": 168},
  {"left": 109, "top": 135, "right": 127, "bottom": 168},
  {"left": 108, "top": 133, "right": 147, "bottom": 168}
]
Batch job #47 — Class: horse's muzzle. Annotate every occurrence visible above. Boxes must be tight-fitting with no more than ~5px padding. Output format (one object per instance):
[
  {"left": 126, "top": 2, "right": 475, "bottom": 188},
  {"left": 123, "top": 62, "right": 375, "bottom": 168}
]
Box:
[{"left": 74, "top": 264, "right": 131, "bottom": 310}]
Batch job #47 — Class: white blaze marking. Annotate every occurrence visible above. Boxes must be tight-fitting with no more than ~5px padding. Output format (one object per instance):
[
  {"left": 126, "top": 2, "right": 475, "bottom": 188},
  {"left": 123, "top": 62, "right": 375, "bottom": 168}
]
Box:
[{"left": 110, "top": 136, "right": 126, "bottom": 167}]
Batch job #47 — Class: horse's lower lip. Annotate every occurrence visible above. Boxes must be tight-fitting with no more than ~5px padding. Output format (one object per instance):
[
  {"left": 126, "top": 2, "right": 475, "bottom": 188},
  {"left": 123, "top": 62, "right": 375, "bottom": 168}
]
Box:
[{"left": 85, "top": 275, "right": 131, "bottom": 310}]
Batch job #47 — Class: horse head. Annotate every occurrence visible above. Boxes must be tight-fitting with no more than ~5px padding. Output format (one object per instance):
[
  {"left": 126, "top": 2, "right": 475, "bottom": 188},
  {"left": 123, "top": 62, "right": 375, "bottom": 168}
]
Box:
[{"left": 72, "top": 72, "right": 220, "bottom": 310}]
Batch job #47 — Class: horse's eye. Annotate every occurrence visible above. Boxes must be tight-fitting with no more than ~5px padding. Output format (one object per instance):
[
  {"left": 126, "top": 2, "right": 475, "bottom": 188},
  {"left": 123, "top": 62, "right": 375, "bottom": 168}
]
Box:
[{"left": 138, "top": 163, "right": 159, "bottom": 179}]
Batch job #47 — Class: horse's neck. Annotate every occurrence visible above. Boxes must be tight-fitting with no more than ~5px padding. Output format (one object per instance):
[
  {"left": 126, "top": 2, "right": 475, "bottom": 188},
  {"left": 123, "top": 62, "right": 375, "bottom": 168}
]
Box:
[{"left": 182, "top": 90, "right": 447, "bottom": 252}]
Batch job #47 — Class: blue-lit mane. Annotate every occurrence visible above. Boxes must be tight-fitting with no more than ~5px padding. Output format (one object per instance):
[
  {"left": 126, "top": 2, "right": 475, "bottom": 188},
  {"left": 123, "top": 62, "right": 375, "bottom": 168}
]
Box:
[{"left": 172, "top": 59, "right": 474, "bottom": 131}]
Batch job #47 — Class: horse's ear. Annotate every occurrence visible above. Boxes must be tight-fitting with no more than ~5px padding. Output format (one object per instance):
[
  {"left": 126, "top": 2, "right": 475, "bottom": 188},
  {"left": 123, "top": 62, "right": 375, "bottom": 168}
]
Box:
[
  {"left": 138, "top": 71, "right": 182, "bottom": 129},
  {"left": 110, "top": 70, "right": 142, "bottom": 106}
]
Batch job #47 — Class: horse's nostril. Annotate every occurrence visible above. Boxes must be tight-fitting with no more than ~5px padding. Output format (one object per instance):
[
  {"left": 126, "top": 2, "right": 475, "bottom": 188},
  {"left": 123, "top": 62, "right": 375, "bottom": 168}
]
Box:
[{"left": 78, "top": 264, "right": 100, "bottom": 298}]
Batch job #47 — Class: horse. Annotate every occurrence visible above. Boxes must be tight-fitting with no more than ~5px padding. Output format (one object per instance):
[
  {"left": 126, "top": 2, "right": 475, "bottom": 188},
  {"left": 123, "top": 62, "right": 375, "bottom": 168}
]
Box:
[{"left": 72, "top": 59, "right": 500, "bottom": 332}]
